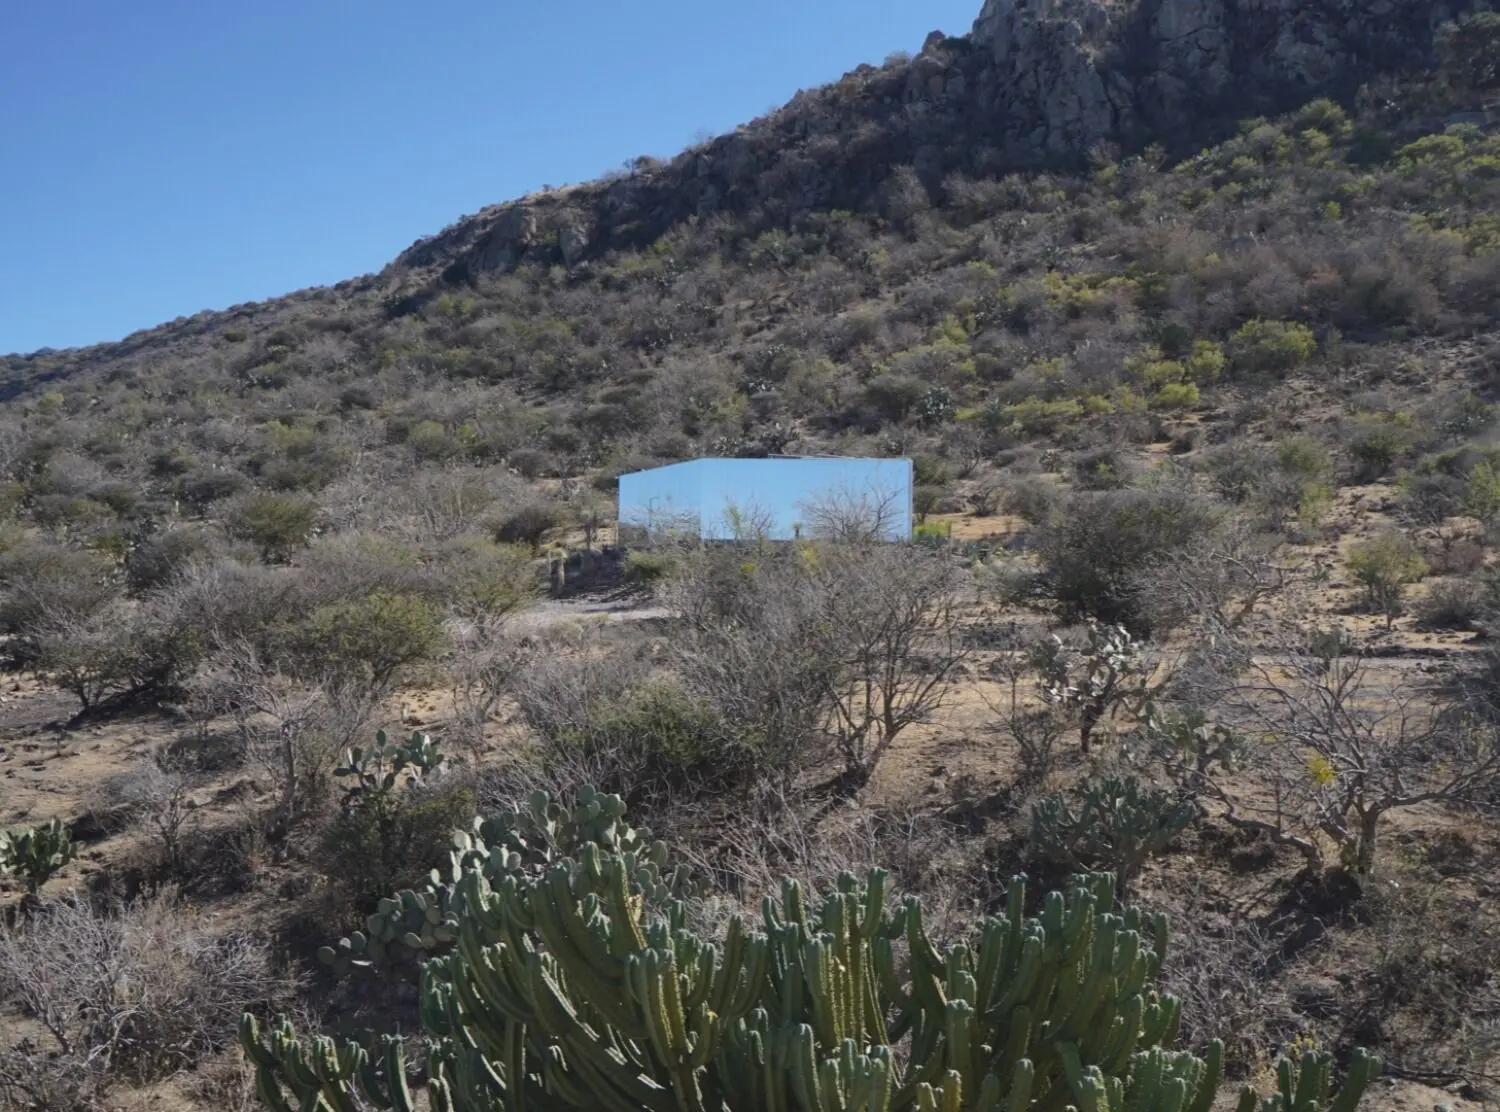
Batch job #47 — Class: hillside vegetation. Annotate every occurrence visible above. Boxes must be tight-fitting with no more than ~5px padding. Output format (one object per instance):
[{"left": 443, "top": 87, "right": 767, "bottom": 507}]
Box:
[{"left": 3, "top": 11, "right": 1500, "bottom": 1112}]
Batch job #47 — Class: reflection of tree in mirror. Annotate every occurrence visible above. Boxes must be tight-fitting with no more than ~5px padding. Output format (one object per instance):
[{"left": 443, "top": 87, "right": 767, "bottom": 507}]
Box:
[{"left": 798, "top": 481, "right": 908, "bottom": 543}]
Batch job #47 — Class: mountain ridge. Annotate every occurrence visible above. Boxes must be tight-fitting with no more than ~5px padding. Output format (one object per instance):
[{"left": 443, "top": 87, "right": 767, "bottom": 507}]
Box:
[
  {"left": 4, "top": 0, "right": 1489, "bottom": 376},
  {"left": 387, "top": 0, "right": 1491, "bottom": 287}
]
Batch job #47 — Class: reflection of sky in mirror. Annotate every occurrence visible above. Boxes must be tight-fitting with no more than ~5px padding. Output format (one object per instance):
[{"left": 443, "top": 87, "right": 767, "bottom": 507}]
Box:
[{"left": 618, "top": 457, "right": 913, "bottom": 540}]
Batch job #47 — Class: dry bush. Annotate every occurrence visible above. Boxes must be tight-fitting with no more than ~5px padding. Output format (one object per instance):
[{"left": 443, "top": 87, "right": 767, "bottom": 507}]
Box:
[
  {"left": 665, "top": 542, "right": 969, "bottom": 791},
  {"left": 190, "top": 643, "right": 370, "bottom": 835},
  {"left": 1200, "top": 638, "right": 1500, "bottom": 876},
  {"left": 1153, "top": 885, "right": 1291, "bottom": 1078},
  {"left": 0, "top": 889, "right": 298, "bottom": 1110},
  {"left": 447, "top": 613, "right": 525, "bottom": 761}
]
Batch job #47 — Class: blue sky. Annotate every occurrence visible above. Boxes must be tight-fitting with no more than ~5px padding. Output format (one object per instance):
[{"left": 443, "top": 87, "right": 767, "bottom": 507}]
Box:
[{"left": 0, "top": 1, "right": 979, "bottom": 355}]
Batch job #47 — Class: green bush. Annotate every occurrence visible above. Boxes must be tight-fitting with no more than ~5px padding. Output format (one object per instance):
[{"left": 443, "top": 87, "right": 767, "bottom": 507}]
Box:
[
  {"left": 320, "top": 783, "right": 476, "bottom": 912},
  {"left": 1151, "top": 382, "right": 1200, "bottom": 410},
  {"left": 227, "top": 494, "right": 318, "bottom": 563},
  {"left": 1227, "top": 319, "right": 1317, "bottom": 378},
  {"left": 863, "top": 372, "right": 926, "bottom": 424},
  {"left": 623, "top": 549, "right": 672, "bottom": 585},
  {"left": 913, "top": 484, "right": 944, "bottom": 522},
  {"left": 557, "top": 681, "right": 744, "bottom": 802},
  {"left": 1034, "top": 486, "right": 1223, "bottom": 635},
  {"left": 1346, "top": 532, "right": 1428, "bottom": 627},
  {"left": 288, "top": 591, "right": 445, "bottom": 693},
  {"left": 438, "top": 537, "right": 540, "bottom": 617},
  {"left": 913, "top": 520, "right": 953, "bottom": 544},
  {"left": 1346, "top": 419, "right": 1413, "bottom": 481}
]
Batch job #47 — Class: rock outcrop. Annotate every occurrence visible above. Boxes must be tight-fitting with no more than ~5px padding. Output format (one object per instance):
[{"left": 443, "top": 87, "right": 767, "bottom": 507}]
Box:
[{"left": 392, "top": 0, "right": 1496, "bottom": 285}]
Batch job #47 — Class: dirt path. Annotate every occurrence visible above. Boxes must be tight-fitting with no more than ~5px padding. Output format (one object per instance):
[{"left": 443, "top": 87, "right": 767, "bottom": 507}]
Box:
[{"left": 510, "top": 592, "right": 671, "bottom": 632}]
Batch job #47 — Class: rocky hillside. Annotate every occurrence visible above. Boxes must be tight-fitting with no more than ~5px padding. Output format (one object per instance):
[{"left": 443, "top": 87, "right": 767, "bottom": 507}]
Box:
[
  {"left": 4, "top": 0, "right": 1496, "bottom": 397},
  {"left": 394, "top": 0, "right": 1494, "bottom": 284}
]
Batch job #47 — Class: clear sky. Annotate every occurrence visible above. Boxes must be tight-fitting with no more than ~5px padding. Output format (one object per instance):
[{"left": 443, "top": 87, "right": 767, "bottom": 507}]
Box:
[{"left": 0, "top": 1, "right": 980, "bottom": 355}]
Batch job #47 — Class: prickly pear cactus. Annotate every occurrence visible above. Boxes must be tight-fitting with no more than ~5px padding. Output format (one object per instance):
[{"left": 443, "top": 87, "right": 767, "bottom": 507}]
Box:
[
  {"left": 252, "top": 791, "right": 1380, "bottom": 1112},
  {"left": 334, "top": 729, "right": 448, "bottom": 808},
  {"left": 1030, "top": 774, "right": 1196, "bottom": 899},
  {"left": 0, "top": 818, "right": 79, "bottom": 894},
  {"left": 318, "top": 784, "right": 693, "bottom": 975}
]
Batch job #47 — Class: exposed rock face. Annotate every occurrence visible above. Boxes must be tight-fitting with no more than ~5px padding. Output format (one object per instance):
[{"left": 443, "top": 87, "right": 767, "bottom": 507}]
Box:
[{"left": 393, "top": 0, "right": 1497, "bottom": 284}]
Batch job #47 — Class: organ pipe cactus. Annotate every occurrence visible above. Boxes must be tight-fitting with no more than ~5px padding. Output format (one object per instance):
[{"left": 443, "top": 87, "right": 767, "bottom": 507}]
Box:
[{"left": 252, "top": 789, "right": 1378, "bottom": 1112}]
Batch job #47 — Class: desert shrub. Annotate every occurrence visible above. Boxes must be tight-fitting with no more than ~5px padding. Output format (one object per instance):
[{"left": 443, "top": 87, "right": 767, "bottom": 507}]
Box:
[
  {"left": 1275, "top": 435, "right": 1331, "bottom": 483},
  {"left": 320, "top": 777, "right": 476, "bottom": 912},
  {"left": 913, "top": 521, "right": 953, "bottom": 544},
  {"left": 226, "top": 493, "right": 318, "bottom": 563},
  {"left": 296, "top": 533, "right": 428, "bottom": 604},
  {"left": 437, "top": 537, "right": 540, "bottom": 618},
  {"left": 286, "top": 590, "right": 445, "bottom": 697},
  {"left": 912, "top": 455, "right": 951, "bottom": 486},
  {"left": 1033, "top": 485, "right": 1223, "bottom": 635},
  {"left": 176, "top": 468, "right": 251, "bottom": 512},
  {"left": 863, "top": 373, "right": 926, "bottom": 424},
  {"left": 558, "top": 682, "right": 742, "bottom": 798},
  {"left": 913, "top": 484, "right": 944, "bottom": 522},
  {"left": 1343, "top": 416, "right": 1417, "bottom": 481},
  {"left": 31, "top": 602, "right": 143, "bottom": 711},
  {"left": 0, "top": 890, "right": 294, "bottom": 1106},
  {"left": 1417, "top": 576, "right": 1488, "bottom": 631},
  {"left": 1346, "top": 532, "right": 1429, "bottom": 628},
  {"left": 1003, "top": 477, "right": 1059, "bottom": 524},
  {"left": 1070, "top": 448, "right": 1136, "bottom": 491},
  {"left": 1226, "top": 319, "right": 1317, "bottom": 378},
  {"left": 514, "top": 651, "right": 747, "bottom": 806},
  {"left": 0, "top": 540, "right": 116, "bottom": 629},
  {"left": 664, "top": 542, "right": 967, "bottom": 791},
  {"left": 1201, "top": 442, "right": 1278, "bottom": 505},
  {"left": 406, "top": 419, "right": 457, "bottom": 461},
  {"left": 493, "top": 501, "right": 561, "bottom": 550},
  {"left": 623, "top": 549, "right": 672, "bottom": 585},
  {"left": 124, "top": 527, "right": 214, "bottom": 592},
  {"left": 968, "top": 482, "right": 1003, "bottom": 517}
]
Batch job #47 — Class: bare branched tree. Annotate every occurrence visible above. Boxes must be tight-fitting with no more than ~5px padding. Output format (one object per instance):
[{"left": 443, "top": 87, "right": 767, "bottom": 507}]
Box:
[
  {"left": 798, "top": 482, "right": 906, "bottom": 543},
  {"left": 816, "top": 544, "right": 969, "bottom": 788},
  {"left": 0, "top": 889, "right": 295, "bottom": 1107},
  {"left": 191, "top": 642, "right": 354, "bottom": 836},
  {"left": 1153, "top": 631, "right": 1500, "bottom": 876},
  {"left": 1134, "top": 515, "right": 1291, "bottom": 637},
  {"left": 447, "top": 614, "right": 523, "bottom": 762},
  {"left": 664, "top": 552, "right": 835, "bottom": 793}
]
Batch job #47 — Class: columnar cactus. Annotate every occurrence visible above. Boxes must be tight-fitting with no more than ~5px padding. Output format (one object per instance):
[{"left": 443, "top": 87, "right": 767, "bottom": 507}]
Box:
[
  {"left": 252, "top": 789, "right": 1378, "bottom": 1112},
  {"left": 0, "top": 818, "right": 79, "bottom": 894}
]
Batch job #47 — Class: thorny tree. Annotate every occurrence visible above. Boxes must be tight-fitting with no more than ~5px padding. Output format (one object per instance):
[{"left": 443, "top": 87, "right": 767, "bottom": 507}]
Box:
[
  {"left": 664, "top": 539, "right": 969, "bottom": 793},
  {"left": 813, "top": 543, "right": 969, "bottom": 789}
]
